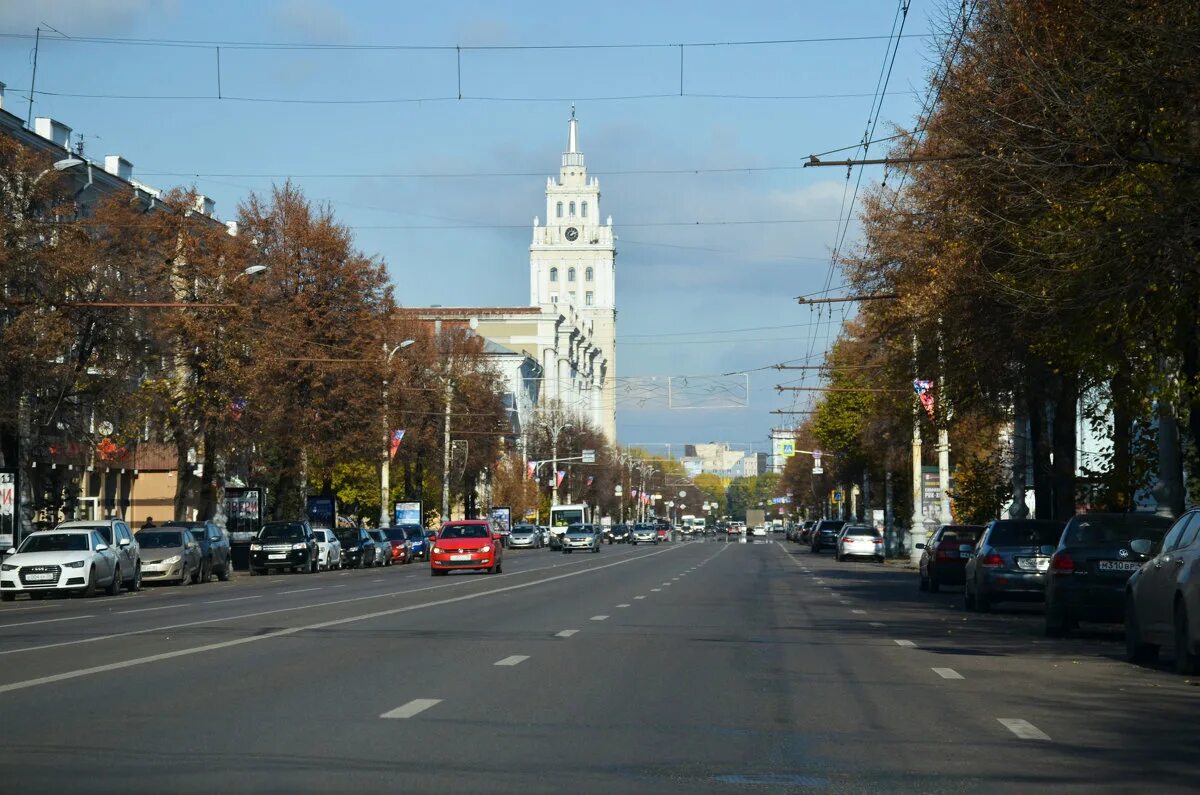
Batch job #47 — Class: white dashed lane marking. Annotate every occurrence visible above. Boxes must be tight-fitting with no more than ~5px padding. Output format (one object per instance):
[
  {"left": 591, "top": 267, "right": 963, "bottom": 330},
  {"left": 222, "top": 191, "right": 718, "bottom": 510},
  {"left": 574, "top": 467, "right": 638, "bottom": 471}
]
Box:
[
  {"left": 616, "top": 604, "right": 631, "bottom": 608},
  {"left": 893, "top": 640, "right": 916, "bottom": 647},
  {"left": 203, "top": 596, "right": 262, "bottom": 605},
  {"left": 869, "top": 622, "right": 885, "bottom": 627},
  {"left": 651, "top": 588, "right": 661, "bottom": 592},
  {"left": 634, "top": 595, "right": 646, "bottom": 600},
  {"left": 0, "top": 615, "right": 94, "bottom": 629},
  {"left": 998, "top": 718, "right": 1051, "bottom": 741},
  {"left": 381, "top": 698, "right": 442, "bottom": 719},
  {"left": 494, "top": 655, "right": 530, "bottom": 667},
  {"left": 851, "top": 609, "right": 866, "bottom": 615},
  {"left": 590, "top": 615, "right": 609, "bottom": 621},
  {"left": 281, "top": 587, "right": 323, "bottom": 595},
  {"left": 555, "top": 629, "right": 579, "bottom": 638},
  {"left": 932, "top": 667, "right": 964, "bottom": 680}
]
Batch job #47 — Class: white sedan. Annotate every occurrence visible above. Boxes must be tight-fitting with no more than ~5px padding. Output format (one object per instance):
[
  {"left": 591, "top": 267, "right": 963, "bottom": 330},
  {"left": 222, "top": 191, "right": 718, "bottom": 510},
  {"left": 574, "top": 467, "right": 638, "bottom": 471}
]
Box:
[
  {"left": 312, "top": 528, "right": 343, "bottom": 570},
  {"left": 1, "top": 529, "right": 123, "bottom": 601}
]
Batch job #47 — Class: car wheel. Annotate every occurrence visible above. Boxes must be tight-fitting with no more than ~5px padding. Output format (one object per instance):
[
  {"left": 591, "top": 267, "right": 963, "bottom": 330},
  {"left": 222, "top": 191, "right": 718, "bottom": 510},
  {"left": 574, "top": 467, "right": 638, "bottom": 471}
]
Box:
[
  {"left": 128, "top": 564, "right": 142, "bottom": 592},
  {"left": 1044, "top": 606, "right": 1071, "bottom": 637},
  {"left": 105, "top": 567, "right": 122, "bottom": 596},
  {"left": 191, "top": 564, "right": 203, "bottom": 584},
  {"left": 81, "top": 567, "right": 97, "bottom": 597},
  {"left": 311, "top": 556, "right": 319, "bottom": 574},
  {"left": 495, "top": 560, "right": 503, "bottom": 574},
  {"left": 217, "top": 561, "right": 231, "bottom": 582},
  {"left": 919, "top": 573, "right": 929, "bottom": 592},
  {"left": 964, "top": 586, "right": 975, "bottom": 611},
  {"left": 1174, "top": 603, "right": 1198, "bottom": 675},
  {"left": 0, "top": 593, "right": 13, "bottom": 602},
  {"left": 835, "top": 551, "right": 842, "bottom": 562},
  {"left": 31, "top": 592, "right": 46, "bottom": 600},
  {"left": 975, "top": 591, "right": 991, "bottom": 613},
  {"left": 1125, "top": 597, "right": 1159, "bottom": 664},
  {"left": 929, "top": 575, "right": 941, "bottom": 594},
  {"left": 432, "top": 568, "right": 448, "bottom": 577}
]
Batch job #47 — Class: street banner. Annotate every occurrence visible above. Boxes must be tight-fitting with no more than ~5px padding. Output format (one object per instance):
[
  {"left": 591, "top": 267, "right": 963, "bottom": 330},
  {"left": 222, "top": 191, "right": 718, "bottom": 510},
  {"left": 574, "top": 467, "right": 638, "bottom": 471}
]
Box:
[
  {"left": 527, "top": 460, "right": 537, "bottom": 479},
  {"left": 586, "top": 475, "right": 594, "bottom": 487},
  {"left": 555, "top": 470, "right": 565, "bottom": 489},
  {"left": 389, "top": 429, "right": 406, "bottom": 459},
  {"left": 631, "top": 488, "right": 639, "bottom": 498},
  {"left": 229, "top": 398, "right": 246, "bottom": 421},
  {"left": 913, "top": 379, "right": 935, "bottom": 420}
]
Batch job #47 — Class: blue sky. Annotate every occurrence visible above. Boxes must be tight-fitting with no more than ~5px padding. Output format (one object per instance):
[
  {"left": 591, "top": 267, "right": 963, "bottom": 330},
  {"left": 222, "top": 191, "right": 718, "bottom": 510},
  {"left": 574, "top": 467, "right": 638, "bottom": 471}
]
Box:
[{"left": 0, "top": 0, "right": 939, "bottom": 458}]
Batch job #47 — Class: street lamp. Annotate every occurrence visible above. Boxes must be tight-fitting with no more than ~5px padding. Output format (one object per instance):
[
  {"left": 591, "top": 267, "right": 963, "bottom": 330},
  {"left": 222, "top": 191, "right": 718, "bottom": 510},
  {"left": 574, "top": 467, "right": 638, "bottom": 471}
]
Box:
[
  {"left": 32, "top": 156, "right": 85, "bottom": 187},
  {"left": 233, "top": 264, "right": 268, "bottom": 282},
  {"left": 548, "top": 420, "right": 572, "bottom": 507},
  {"left": 380, "top": 338, "right": 416, "bottom": 527}
]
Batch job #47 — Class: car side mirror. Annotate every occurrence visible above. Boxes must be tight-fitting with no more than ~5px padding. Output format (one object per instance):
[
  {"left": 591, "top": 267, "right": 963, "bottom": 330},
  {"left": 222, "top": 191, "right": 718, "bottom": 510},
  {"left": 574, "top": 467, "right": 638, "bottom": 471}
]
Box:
[
  {"left": 96, "top": 543, "right": 110, "bottom": 552},
  {"left": 915, "top": 543, "right": 925, "bottom": 550},
  {"left": 4, "top": 547, "right": 15, "bottom": 555},
  {"left": 1130, "top": 538, "right": 1152, "bottom": 556},
  {"left": 959, "top": 544, "right": 975, "bottom": 556},
  {"left": 119, "top": 538, "right": 131, "bottom": 547}
]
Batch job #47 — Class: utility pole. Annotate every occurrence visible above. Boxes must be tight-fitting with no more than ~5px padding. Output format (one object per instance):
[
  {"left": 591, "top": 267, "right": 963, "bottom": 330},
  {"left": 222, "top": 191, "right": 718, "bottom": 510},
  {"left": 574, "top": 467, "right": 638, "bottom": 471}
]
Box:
[
  {"left": 910, "top": 334, "right": 924, "bottom": 564},
  {"left": 379, "top": 339, "right": 414, "bottom": 528},
  {"left": 441, "top": 372, "right": 452, "bottom": 523}
]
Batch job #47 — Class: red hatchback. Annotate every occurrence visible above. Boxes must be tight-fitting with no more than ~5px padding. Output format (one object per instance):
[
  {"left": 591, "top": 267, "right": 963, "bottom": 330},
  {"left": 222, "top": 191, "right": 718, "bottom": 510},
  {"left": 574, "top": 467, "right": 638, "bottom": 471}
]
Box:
[{"left": 430, "top": 520, "right": 503, "bottom": 576}]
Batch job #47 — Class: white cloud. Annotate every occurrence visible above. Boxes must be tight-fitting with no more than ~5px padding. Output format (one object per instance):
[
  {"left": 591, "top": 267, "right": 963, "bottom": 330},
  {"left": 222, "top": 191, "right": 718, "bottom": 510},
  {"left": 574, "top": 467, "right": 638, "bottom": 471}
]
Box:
[{"left": 0, "top": 0, "right": 170, "bottom": 33}]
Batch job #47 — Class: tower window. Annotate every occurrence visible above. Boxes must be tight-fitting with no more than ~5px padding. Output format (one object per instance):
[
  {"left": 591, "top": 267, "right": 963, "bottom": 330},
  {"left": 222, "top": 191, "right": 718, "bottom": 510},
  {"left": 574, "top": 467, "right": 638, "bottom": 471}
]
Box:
[
  {"left": 551, "top": 294, "right": 558, "bottom": 304},
  {"left": 550, "top": 267, "right": 558, "bottom": 282},
  {"left": 581, "top": 201, "right": 588, "bottom": 218},
  {"left": 569, "top": 201, "right": 576, "bottom": 216},
  {"left": 586, "top": 291, "right": 594, "bottom": 306},
  {"left": 568, "top": 267, "right": 576, "bottom": 282},
  {"left": 556, "top": 202, "right": 563, "bottom": 218},
  {"left": 585, "top": 267, "right": 594, "bottom": 281}
]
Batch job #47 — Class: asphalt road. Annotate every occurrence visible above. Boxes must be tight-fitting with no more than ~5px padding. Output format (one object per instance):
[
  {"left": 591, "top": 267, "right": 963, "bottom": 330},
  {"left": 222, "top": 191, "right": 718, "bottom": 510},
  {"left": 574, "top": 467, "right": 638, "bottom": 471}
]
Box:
[{"left": 0, "top": 536, "right": 1196, "bottom": 793}]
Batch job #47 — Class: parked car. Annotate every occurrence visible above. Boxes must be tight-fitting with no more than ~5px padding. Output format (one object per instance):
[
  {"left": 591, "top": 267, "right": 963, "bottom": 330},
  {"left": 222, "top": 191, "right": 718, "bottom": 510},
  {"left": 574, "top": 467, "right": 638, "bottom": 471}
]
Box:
[
  {"left": 312, "top": 528, "right": 343, "bottom": 570},
  {"left": 1125, "top": 508, "right": 1200, "bottom": 673},
  {"left": 656, "top": 525, "right": 671, "bottom": 543},
  {"left": 799, "top": 520, "right": 817, "bottom": 545},
  {"left": 382, "top": 526, "right": 413, "bottom": 564},
  {"left": 136, "top": 528, "right": 204, "bottom": 585},
  {"left": 631, "top": 524, "right": 657, "bottom": 545},
  {"left": 365, "top": 529, "right": 392, "bottom": 566},
  {"left": 1, "top": 528, "right": 124, "bottom": 600},
  {"left": 400, "top": 525, "right": 429, "bottom": 561},
  {"left": 562, "top": 523, "right": 602, "bottom": 553},
  {"left": 250, "top": 521, "right": 319, "bottom": 575},
  {"left": 963, "top": 519, "right": 1063, "bottom": 611},
  {"left": 916, "top": 524, "right": 985, "bottom": 592},
  {"left": 1044, "top": 512, "right": 1174, "bottom": 637},
  {"left": 58, "top": 519, "right": 142, "bottom": 592},
  {"left": 335, "top": 526, "right": 375, "bottom": 569},
  {"left": 430, "top": 520, "right": 502, "bottom": 575},
  {"left": 836, "top": 525, "right": 884, "bottom": 562},
  {"left": 810, "top": 519, "right": 846, "bottom": 553},
  {"left": 160, "top": 520, "right": 233, "bottom": 583},
  {"left": 508, "top": 524, "right": 543, "bottom": 549}
]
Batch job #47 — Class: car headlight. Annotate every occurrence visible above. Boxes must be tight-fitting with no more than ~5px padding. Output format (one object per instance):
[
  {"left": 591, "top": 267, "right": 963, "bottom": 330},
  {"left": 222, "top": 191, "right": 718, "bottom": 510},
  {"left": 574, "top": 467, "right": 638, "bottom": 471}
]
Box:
[
  {"left": 162, "top": 555, "right": 182, "bottom": 565},
  {"left": 432, "top": 546, "right": 443, "bottom": 554},
  {"left": 480, "top": 545, "right": 491, "bottom": 553},
  {"left": 250, "top": 543, "right": 262, "bottom": 551},
  {"left": 0, "top": 563, "right": 16, "bottom": 572},
  {"left": 64, "top": 560, "right": 86, "bottom": 568},
  {"left": 292, "top": 542, "right": 307, "bottom": 551}
]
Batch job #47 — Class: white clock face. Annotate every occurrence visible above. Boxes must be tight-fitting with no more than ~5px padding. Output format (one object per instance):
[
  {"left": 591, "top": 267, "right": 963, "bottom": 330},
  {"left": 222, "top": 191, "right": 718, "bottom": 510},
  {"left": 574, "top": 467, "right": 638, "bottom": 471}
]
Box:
[{"left": 565, "top": 227, "right": 579, "bottom": 241}]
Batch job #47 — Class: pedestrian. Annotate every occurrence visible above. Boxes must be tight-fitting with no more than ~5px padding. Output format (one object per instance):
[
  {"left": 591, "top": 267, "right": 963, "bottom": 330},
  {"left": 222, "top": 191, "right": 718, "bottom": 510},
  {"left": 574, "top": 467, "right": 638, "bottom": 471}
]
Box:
[{"left": 143, "top": 517, "right": 156, "bottom": 529}]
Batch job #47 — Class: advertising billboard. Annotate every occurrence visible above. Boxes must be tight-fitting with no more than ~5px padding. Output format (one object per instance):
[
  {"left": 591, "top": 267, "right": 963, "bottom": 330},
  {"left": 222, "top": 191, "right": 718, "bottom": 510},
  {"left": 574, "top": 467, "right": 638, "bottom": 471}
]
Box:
[{"left": 394, "top": 501, "right": 422, "bottom": 526}]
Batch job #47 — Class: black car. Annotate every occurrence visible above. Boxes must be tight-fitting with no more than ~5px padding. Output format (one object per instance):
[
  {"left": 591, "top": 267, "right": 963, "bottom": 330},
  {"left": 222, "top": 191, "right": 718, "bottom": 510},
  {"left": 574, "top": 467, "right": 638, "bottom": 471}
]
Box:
[
  {"left": 163, "top": 520, "right": 233, "bottom": 583},
  {"left": 335, "top": 526, "right": 376, "bottom": 569},
  {"left": 1044, "top": 512, "right": 1174, "bottom": 637},
  {"left": 963, "top": 519, "right": 1062, "bottom": 610},
  {"left": 810, "top": 520, "right": 846, "bottom": 553},
  {"left": 609, "top": 524, "right": 631, "bottom": 544},
  {"left": 250, "top": 520, "right": 319, "bottom": 575}
]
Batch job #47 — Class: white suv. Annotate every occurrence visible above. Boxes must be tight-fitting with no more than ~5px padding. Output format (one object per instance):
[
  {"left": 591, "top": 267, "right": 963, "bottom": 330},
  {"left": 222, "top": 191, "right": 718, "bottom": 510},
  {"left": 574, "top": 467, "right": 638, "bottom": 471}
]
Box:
[
  {"left": 57, "top": 519, "right": 143, "bottom": 592},
  {"left": 2, "top": 528, "right": 124, "bottom": 600}
]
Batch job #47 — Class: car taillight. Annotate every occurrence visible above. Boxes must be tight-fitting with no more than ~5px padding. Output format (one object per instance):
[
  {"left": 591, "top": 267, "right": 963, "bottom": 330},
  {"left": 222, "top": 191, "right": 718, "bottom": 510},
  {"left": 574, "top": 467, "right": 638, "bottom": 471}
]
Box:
[
  {"left": 980, "top": 553, "right": 1004, "bottom": 568},
  {"left": 1050, "top": 552, "right": 1074, "bottom": 573}
]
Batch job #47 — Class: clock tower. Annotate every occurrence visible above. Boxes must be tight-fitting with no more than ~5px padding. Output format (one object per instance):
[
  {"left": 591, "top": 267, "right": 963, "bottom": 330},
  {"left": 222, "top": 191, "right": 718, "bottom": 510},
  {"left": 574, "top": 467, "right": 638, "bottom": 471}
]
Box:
[{"left": 530, "top": 108, "right": 617, "bottom": 441}]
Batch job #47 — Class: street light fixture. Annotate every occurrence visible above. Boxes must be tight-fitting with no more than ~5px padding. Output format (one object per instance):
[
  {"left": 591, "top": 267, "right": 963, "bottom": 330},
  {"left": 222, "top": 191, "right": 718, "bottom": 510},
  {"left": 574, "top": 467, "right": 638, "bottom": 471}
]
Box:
[
  {"left": 233, "top": 264, "right": 268, "bottom": 282},
  {"left": 380, "top": 338, "right": 417, "bottom": 527}
]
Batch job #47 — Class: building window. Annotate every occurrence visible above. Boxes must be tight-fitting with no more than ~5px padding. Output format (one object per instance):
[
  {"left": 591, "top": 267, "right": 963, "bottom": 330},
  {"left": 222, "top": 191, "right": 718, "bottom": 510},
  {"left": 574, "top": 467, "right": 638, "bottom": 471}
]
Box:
[
  {"left": 556, "top": 202, "right": 563, "bottom": 218},
  {"left": 569, "top": 201, "right": 576, "bottom": 216},
  {"left": 586, "top": 291, "right": 594, "bottom": 306},
  {"left": 568, "top": 267, "right": 576, "bottom": 282},
  {"left": 581, "top": 201, "right": 588, "bottom": 217},
  {"left": 550, "top": 267, "right": 558, "bottom": 282},
  {"left": 585, "top": 267, "right": 594, "bottom": 281},
  {"left": 550, "top": 294, "right": 558, "bottom": 304}
]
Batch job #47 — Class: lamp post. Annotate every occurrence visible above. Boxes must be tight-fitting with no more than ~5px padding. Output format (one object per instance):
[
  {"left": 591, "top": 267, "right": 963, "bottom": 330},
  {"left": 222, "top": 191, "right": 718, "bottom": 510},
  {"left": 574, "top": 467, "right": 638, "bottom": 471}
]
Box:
[
  {"left": 380, "top": 339, "right": 415, "bottom": 528},
  {"left": 548, "top": 420, "right": 572, "bottom": 507}
]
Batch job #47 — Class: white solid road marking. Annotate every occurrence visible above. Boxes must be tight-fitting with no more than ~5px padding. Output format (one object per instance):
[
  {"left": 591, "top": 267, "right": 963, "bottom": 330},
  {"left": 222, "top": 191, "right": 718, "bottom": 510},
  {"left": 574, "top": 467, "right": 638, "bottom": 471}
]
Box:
[
  {"left": 651, "top": 588, "right": 661, "bottom": 592},
  {"left": 555, "top": 629, "right": 579, "bottom": 638},
  {"left": 998, "top": 718, "right": 1051, "bottom": 741},
  {"left": 616, "top": 603, "right": 631, "bottom": 608},
  {"left": 869, "top": 622, "right": 885, "bottom": 627},
  {"left": 381, "top": 699, "right": 442, "bottom": 719},
  {"left": 590, "top": 615, "right": 609, "bottom": 621},
  {"left": 851, "top": 609, "right": 866, "bottom": 614},
  {"left": 0, "top": 614, "right": 94, "bottom": 629},
  {"left": 494, "top": 655, "right": 530, "bottom": 666},
  {"left": 840, "top": 600, "right": 852, "bottom": 605},
  {"left": 281, "top": 587, "right": 323, "bottom": 595},
  {"left": 893, "top": 640, "right": 917, "bottom": 647},
  {"left": 634, "top": 595, "right": 646, "bottom": 600},
  {"left": 203, "top": 596, "right": 262, "bottom": 605},
  {"left": 932, "top": 667, "right": 964, "bottom": 680},
  {"left": 117, "top": 605, "right": 177, "bottom": 615}
]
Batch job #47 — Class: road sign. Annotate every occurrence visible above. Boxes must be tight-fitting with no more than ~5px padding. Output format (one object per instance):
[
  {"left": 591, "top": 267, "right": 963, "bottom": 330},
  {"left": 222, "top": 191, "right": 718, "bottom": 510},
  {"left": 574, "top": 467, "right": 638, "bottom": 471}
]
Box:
[
  {"left": 832, "top": 489, "right": 844, "bottom": 504},
  {"left": 582, "top": 449, "right": 596, "bottom": 464}
]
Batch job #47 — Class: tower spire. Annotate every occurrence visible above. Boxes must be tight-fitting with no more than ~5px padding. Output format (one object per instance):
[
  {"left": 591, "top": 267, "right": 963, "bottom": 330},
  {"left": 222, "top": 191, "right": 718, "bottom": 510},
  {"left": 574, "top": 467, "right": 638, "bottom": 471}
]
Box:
[{"left": 567, "top": 104, "right": 578, "bottom": 154}]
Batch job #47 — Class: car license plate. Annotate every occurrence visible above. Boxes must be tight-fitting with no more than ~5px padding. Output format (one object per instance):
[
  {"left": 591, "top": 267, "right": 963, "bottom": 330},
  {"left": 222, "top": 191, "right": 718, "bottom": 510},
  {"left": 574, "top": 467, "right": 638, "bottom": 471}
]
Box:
[
  {"left": 451, "top": 554, "right": 472, "bottom": 561},
  {"left": 25, "top": 572, "right": 56, "bottom": 581},
  {"left": 268, "top": 554, "right": 286, "bottom": 560},
  {"left": 1017, "top": 557, "right": 1049, "bottom": 572},
  {"left": 1098, "top": 560, "right": 1139, "bottom": 572}
]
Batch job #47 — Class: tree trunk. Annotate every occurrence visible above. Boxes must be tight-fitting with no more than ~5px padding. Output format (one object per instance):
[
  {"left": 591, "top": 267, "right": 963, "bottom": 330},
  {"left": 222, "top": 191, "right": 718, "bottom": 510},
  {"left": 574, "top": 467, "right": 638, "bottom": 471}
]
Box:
[
  {"left": 17, "top": 394, "right": 35, "bottom": 540},
  {"left": 174, "top": 436, "right": 197, "bottom": 522},
  {"left": 1051, "top": 373, "right": 1079, "bottom": 521},
  {"left": 1009, "top": 397, "right": 1030, "bottom": 519},
  {"left": 1108, "top": 368, "right": 1133, "bottom": 512},
  {"left": 1026, "top": 378, "right": 1053, "bottom": 521},
  {"left": 1154, "top": 391, "right": 1185, "bottom": 518}
]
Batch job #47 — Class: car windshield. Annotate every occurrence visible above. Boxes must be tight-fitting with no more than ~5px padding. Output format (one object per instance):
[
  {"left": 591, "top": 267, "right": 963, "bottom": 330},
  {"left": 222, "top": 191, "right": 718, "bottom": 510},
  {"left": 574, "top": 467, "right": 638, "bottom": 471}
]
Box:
[
  {"left": 136, "top": 530, "right": 187, "bottom": 549},
  {"left": 441, "top": 525, "right": 489, "bottom": 539},
  {"left": 987, "top": 522, "right": 1061, "bottom": 547},
  {"left": 402, "top": 527, "right": 425, "bottom": 539},
  {"left": 77, "top": 525, "right": 114, "bottom": 544},
  {"left": 367, "top": 530, "right": 384, "bottom": 541},
  {"left": 846, "top": 527, "right": 879, "bottom": 538},
  {"left": 19, "top": 533, "right": 90, "bottom": 553},
  {"left": 821, "top": 521, "right": 846, "bottom": 532},
  {"left": 938, "top": 526, "right": 984, "bottom": 544},
  {"left": 1065, "top": 515, "right": 1173, "bottom": 545},
  {"left": 383, "top": 528, "right": 408, "bottom": 541},
  {"left": 334, "top": 530, "right": 359, "bottom": 545},
  {"left": 185, "top": 529, "right": 207, "bottom": 541},
  {"left": 259, "top": 523, "right": 305, "bottom": 541},
  {"left": 567, "top": 524, "right": 591, "bottom": 533}
]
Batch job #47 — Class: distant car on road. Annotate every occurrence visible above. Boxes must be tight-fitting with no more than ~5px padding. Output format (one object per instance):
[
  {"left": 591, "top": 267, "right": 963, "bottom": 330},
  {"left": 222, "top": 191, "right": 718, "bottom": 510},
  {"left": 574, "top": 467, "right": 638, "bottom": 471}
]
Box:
[
  {"left": 809, "top": 520, "right": 846, "bottom": 554},
  {"left": 365, "top": 529, "right": 392, "bottom": 566},
  {"left": 431, "top": 520, "right": 502, "bottom": 575},
  {"left": 335, "top": 527, "right": 375, "bottom": 569},
  {"left": 631, "top": 524, "right": 657, "bottom": 545},
  {"left": 917, "top": 524, "right": 985, "bottom": 592},
  {"left": 1044, "top": 512, "right": 1173, "bottom": 637},
  {"left": 963, "top": 519, "right": 1063, "bottom": 611},
  {"left": 160, "top": 520, "right": 233, "bottom": 583},
  {"left": 400, "top": 525, "right": 430, "bottom": 560},
  {"left": 1, "top": 529, "right": 125, "bottom": 600},
  {"left": 137, "top": 528, "right": 204, "bottom": 585},
  {"left": 508, "top": 524, "right": 543, "bottom": 549},
  {"left": 750, "top": 526, "right": 768, "bottom": 538},
  {"left": 250, "top": 521, "right": 319, "bottom": 575},
  {"left": 1125, "top": 507, "right": 1200, "bottom": 673},
  {"left": 382, "top": 527, "right": 414, "bottom": 564},
  {"left": 608, "top": 524, "right": 631, "bottom": 544},
  {"left": 311, "top": 528, "right": 343, "bottom": 570},
  {"left": 836, "top": 525, "right": 883, "bottom": 562},
  {"left": 562, "top": 523, "right": 602, "bottom": 553}
]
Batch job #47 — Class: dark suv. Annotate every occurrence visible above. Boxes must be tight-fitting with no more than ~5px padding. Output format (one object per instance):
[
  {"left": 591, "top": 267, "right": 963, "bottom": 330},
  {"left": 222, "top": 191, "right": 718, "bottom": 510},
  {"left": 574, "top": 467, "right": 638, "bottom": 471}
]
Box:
[
  {"left": 250, "top": 520, "right": 319, "bottom": 575},
  {"left": 810, "top": 520, "right": 846, "bottom": 553}
]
